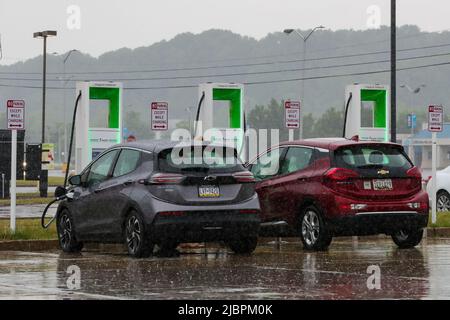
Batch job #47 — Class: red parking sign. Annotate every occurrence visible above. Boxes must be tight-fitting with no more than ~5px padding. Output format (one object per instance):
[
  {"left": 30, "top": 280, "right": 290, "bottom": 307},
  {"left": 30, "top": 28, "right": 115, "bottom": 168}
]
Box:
[
  {"left": 6, "top": 100, "right": 25, "bottom": 130},
  {"left": 151, "top": 102, "right": 168, "bottom": 131},
  {"left": 428, "top": 105, "right": 444, "bottom": 132}
]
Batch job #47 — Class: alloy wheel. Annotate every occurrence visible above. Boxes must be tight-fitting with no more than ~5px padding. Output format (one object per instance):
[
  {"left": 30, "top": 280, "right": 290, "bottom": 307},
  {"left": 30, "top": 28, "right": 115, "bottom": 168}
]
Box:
[
  {"left": 395, "top": 230, "right": 409, "bottom": 242},
  {"left": 437, "top": 193, "right": 450, "bottom": 212},
  {"left": 302, "top": 210, "right": 320, "bottom": 246},
  {"left": 126, "top": 216, "right": 141, "bottom": 255},
  {"left": 59, "top": 214, "right": 72, "bottom": 249}
]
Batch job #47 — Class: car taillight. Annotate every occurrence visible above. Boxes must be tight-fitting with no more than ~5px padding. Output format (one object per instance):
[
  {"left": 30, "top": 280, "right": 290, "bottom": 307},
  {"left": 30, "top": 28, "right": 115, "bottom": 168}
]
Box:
[
  {"left": 159, "top": 211, "right": 185, "bottom": 217},
  {"left": 406, "top": 166, "right": 422, "bottom": 179},
  {"left": 406, "top": 166, "right": 422, "bottom": 190},
  {"left": 324, "top": 167, "right": 359, "bottom": 180},
  {"left": 149, "top": 173, "right": 185, "bottom": 184},
  {"left": 232, "top": 171, "right": 256, "bottom": 183}
]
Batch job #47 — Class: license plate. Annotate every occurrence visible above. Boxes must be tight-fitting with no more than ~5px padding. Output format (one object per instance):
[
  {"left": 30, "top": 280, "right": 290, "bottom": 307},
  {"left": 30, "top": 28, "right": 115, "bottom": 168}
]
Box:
[
  {"left": 373, "top": 179, "right": 393, "bottom": 191},
  {"left": 198, "top": 185, "right": 220, "bottom": 198}
]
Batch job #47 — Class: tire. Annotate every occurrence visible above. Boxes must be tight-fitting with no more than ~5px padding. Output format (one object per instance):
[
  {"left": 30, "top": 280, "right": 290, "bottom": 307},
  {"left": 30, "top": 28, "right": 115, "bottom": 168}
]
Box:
[
  {"left": 228, "top": 236, "right": 258, "bottom": 254},
  {"left": 299, "top": 205, "right": 332, "bottom": 251},
  {"left": 124, "top": 211, "right": 153, "bottom": 258},
  {"left": 57, "top": 209, "right": 83, "bottom": 253},
  {"left": 437, "top": 190, "right": 450, "bottom": 212},
  {"left": 392, "top": 229, "right": 423, "bottom": 249}
]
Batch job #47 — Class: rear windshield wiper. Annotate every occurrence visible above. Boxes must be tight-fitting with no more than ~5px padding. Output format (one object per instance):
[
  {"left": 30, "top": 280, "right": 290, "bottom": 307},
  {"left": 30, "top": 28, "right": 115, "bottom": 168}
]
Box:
[
  {"left": 356, "top": 164, "right": 384, "bottom": 169},
  {"left": 179, "top": 167, "right": 210, "bottom": 173}
]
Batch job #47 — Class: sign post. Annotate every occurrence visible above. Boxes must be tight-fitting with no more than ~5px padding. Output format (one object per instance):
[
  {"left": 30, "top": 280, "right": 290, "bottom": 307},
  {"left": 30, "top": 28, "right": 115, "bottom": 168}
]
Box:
[
  {"left": 7, "top": 99, "right": 25, "bottom": 234},
  {"left": 428, "top": 105, "right": 444, "bottom": 224},
  {"left": 285, "top": 100, "right": 301, "bottom": 141},
  {"left": 151, "top": 102, "right": 168, "bottom": 131}
]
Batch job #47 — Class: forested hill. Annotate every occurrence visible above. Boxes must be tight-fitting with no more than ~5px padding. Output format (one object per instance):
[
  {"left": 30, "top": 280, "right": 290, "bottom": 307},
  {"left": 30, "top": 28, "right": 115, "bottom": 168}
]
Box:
[{"left": 1, "top": 25, "right": 450, "bottom": 141}]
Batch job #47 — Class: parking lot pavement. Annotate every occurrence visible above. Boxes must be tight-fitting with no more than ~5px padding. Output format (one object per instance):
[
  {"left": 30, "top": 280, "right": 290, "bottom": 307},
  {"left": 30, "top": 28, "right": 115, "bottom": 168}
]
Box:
[{"left": 1, "top": 237, "right": 450, "bottom": 300}]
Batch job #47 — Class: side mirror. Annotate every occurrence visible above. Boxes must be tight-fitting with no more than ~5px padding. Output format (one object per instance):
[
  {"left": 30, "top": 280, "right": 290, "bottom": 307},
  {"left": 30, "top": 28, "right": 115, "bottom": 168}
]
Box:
[
  {"left": 54, "top": 186, "right": 67, "bottom": 198},
  {"left": 68, "top": 174, "right": 82, "bottom": 186}
]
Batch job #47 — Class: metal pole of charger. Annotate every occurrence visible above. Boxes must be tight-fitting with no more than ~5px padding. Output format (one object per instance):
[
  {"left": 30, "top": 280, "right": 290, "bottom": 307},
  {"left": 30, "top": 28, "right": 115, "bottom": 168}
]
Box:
[
  {"left": 431, "top": 132, "right": 437, "bottom": 224},
  {"left": 10, "top": 129, "right": 17, "bottom": 234}
]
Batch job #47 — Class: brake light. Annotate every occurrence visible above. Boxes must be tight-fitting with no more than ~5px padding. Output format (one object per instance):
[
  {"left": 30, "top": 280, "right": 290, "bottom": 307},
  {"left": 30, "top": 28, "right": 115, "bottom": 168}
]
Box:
[
  {"left": 159, "top": 211, "right": 185, "bottom": 217},
  {"left": 149, "top": 173, "right": 185, "bottom": 184},
  {"left": 324, "top": 167, "right": 359, "bottom": 180},
  {"left": 406, "top": 166, "right": 422, "bottom": 179},
  {"left": 406, "top": 166, "right": 422, "bottom": 191},
  {"left": 233, "top": 171, "right": 256, "bottom": 183}
]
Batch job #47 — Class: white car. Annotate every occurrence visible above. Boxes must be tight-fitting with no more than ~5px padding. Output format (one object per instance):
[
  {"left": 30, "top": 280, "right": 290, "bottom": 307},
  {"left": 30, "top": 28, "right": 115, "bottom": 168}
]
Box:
[{"left": 426, "top": 166, "right": 450, "bottom": 212}]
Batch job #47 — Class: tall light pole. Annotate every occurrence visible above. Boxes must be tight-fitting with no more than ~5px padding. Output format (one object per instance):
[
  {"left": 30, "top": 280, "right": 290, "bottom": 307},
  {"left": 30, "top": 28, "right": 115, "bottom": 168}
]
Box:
[
  {"left": 391, "top": 0, "right": 397, "bottom": 143},
  {"left": 400, "top": 83, "right": 425, "bottom": 133},
  {"left": 284, "top": 26, "right": 325, "bottom": 139},
  {"left": 33, "top": 30, "right": 57, "bottom": 197},
  {"left": 400, "top": 84, "right": 425, "bottom": 163}
]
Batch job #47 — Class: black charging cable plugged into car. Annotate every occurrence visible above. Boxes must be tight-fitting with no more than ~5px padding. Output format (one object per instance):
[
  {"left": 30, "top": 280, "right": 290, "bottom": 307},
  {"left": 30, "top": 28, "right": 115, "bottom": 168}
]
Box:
[{"left": 41, "top": 91, "right": 82, "bottom": 229}]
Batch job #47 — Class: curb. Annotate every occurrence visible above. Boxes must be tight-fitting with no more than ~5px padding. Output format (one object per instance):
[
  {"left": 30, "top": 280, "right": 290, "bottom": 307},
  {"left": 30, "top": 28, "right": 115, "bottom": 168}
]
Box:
[
  {"left": 0, "top": 240, "right": 59, "bottom": 251},
  {"left": 427, "top": 227, "right": 450, "bottom": 238}
]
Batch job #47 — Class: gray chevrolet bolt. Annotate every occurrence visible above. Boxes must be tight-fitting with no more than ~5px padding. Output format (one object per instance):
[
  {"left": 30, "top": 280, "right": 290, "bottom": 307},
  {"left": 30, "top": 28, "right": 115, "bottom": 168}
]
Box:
[{"left": 56, "top": 141, "right": 261, "bottom": 258}]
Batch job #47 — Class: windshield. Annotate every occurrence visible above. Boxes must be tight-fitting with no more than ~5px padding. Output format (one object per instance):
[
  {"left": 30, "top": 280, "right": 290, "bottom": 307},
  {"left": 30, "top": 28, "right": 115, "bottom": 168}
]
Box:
[{"left": 158, "top": 146, "right": 244, "bottom": 173}]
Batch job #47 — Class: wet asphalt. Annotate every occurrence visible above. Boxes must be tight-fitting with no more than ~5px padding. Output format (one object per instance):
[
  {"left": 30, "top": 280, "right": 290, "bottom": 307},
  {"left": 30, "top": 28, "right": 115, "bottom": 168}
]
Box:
[{"left": 0, "top": 237, "right": 450, "bottom": 300}]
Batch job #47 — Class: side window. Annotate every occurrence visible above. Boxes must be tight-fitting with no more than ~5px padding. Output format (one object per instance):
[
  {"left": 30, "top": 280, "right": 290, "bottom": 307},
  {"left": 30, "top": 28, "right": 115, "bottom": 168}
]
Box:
[
  {"left": 280, "top": 147, "right": 314, "bottom": 175},
  {"left": 86, "top": 150, "right": 119, "bottom": 187},
  {"left": 250, "top": 148, "right": 284, "bottom": 180},
  {"left": 113, "top": 149, "right": 141, "bottom": 177}
]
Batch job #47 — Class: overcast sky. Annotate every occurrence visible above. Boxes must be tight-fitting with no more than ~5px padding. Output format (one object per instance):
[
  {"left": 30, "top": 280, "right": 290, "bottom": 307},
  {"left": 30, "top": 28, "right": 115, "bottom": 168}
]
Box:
[{"left": 1, "top": 0, "right": 450, "bottom": 65}]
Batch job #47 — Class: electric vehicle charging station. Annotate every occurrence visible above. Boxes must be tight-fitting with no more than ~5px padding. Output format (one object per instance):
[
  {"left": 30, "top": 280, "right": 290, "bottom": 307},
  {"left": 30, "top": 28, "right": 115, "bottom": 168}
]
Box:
[
  {"left": 75, "top": 81, "right": 123, "bottom": 173},
  {"left": 195, "top": 83, "right": 245, "bottom": 152},
  {"left": 344, "top": 84, "right": 390, "bottom": 142}
]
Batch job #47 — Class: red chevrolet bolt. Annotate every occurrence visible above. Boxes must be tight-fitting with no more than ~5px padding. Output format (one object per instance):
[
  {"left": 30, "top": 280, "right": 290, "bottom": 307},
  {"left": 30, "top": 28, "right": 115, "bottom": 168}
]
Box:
[{"left": 247, "top": 138, "right": 429, "bottom": 251}]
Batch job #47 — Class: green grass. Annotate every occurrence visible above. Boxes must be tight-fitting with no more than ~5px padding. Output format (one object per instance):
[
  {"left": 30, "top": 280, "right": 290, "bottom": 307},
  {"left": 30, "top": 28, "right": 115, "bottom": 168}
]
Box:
[
  {"left": 429, "top": 212, "right": 450, "bottom": 228},
  {"left": 0, "top": 218, "right": 57, "bottom": 240},
  {"left": 16, "top": 176, "right": 65, "bottom": 187}
]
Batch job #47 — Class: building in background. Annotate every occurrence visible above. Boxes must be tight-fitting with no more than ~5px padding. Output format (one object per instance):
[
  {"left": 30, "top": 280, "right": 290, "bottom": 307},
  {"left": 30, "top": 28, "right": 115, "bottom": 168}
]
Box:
[{"left": 403, "top": 123, "right": 450, "bottom": 173}]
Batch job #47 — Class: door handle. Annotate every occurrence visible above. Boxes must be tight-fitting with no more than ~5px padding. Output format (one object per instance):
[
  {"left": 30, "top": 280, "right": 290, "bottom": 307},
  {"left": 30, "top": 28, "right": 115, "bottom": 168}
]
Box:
[
  {"left": 123, "top": 180, "right": 134, "bottom": 186},
  {"left": 94, "top": 187, "right": 105, "bottom": 193}
]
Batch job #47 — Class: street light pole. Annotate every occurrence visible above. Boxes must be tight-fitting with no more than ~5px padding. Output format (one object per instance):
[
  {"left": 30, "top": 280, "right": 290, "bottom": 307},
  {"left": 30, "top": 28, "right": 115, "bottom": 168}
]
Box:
[
  {"left": 391, "top": 0, "right": 397, "bottom": 143},
  {"left": 34, "top": 30, "right": 57, "bottom": 198},
  {"left": 284, "top": 26, "right": 325, "bottom": 139}
]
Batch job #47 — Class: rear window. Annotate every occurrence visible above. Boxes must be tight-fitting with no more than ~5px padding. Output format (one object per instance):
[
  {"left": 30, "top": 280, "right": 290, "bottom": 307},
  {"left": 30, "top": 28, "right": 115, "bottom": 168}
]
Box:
[
  {"left": 333, "top": 145, "right": 412, "bottom": 171},
  {"left": 158, "top": 146, "right": 244, "bottom": 173}
]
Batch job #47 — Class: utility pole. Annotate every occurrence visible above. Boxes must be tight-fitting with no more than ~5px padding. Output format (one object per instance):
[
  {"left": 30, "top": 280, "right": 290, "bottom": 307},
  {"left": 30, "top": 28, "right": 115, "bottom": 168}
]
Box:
[{"left": 391, "top": 0, "right": 397, "bottom": 143}]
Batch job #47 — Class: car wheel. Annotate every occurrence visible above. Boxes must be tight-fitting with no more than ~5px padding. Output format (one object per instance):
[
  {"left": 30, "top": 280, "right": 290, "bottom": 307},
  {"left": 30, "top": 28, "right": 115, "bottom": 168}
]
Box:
[
  {"left": 392, "top": 229, "right": 423, "bottom": 249},
  {"left": 57, "top": 209, "right": 83, "bottom": 253},
  {"left": 299, "top": 206, "right": 332, "bottom": 251},
  {"left": 437, "top": 190, "right": 450, "bottom": 212},
  {"left": 228, "top": 237, "right": 258, "bottom": 254},
  {"left": 124, "top": 211, "right": 153, "bottom": 258}
]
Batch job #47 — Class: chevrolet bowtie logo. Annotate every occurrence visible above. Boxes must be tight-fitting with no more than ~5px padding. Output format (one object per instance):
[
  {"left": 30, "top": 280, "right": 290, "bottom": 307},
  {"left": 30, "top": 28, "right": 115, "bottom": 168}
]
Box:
[{"left": 377, "top": 169, "right": 390, "bottom": 175}]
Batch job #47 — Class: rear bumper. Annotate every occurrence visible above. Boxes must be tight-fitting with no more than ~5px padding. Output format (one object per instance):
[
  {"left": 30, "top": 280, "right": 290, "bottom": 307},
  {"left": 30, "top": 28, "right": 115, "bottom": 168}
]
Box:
[
  {"left": 328, "top": 211, "right": 428, "bottom": 236},
  {"left": 151, "top": 211, "right": 260, "bottom": 243}
]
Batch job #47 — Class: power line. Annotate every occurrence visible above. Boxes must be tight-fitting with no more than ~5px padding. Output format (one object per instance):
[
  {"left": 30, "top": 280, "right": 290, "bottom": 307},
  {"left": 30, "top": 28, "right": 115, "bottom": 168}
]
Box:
[
  {"left": 1, "top": 50, "right": 450, "bottom": 82},
  {"left": 1, "top": 60, "right": 449, "bottom": 91},
  {"left": 1, "top": 41, "right": 450, "bottom": 76}
]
